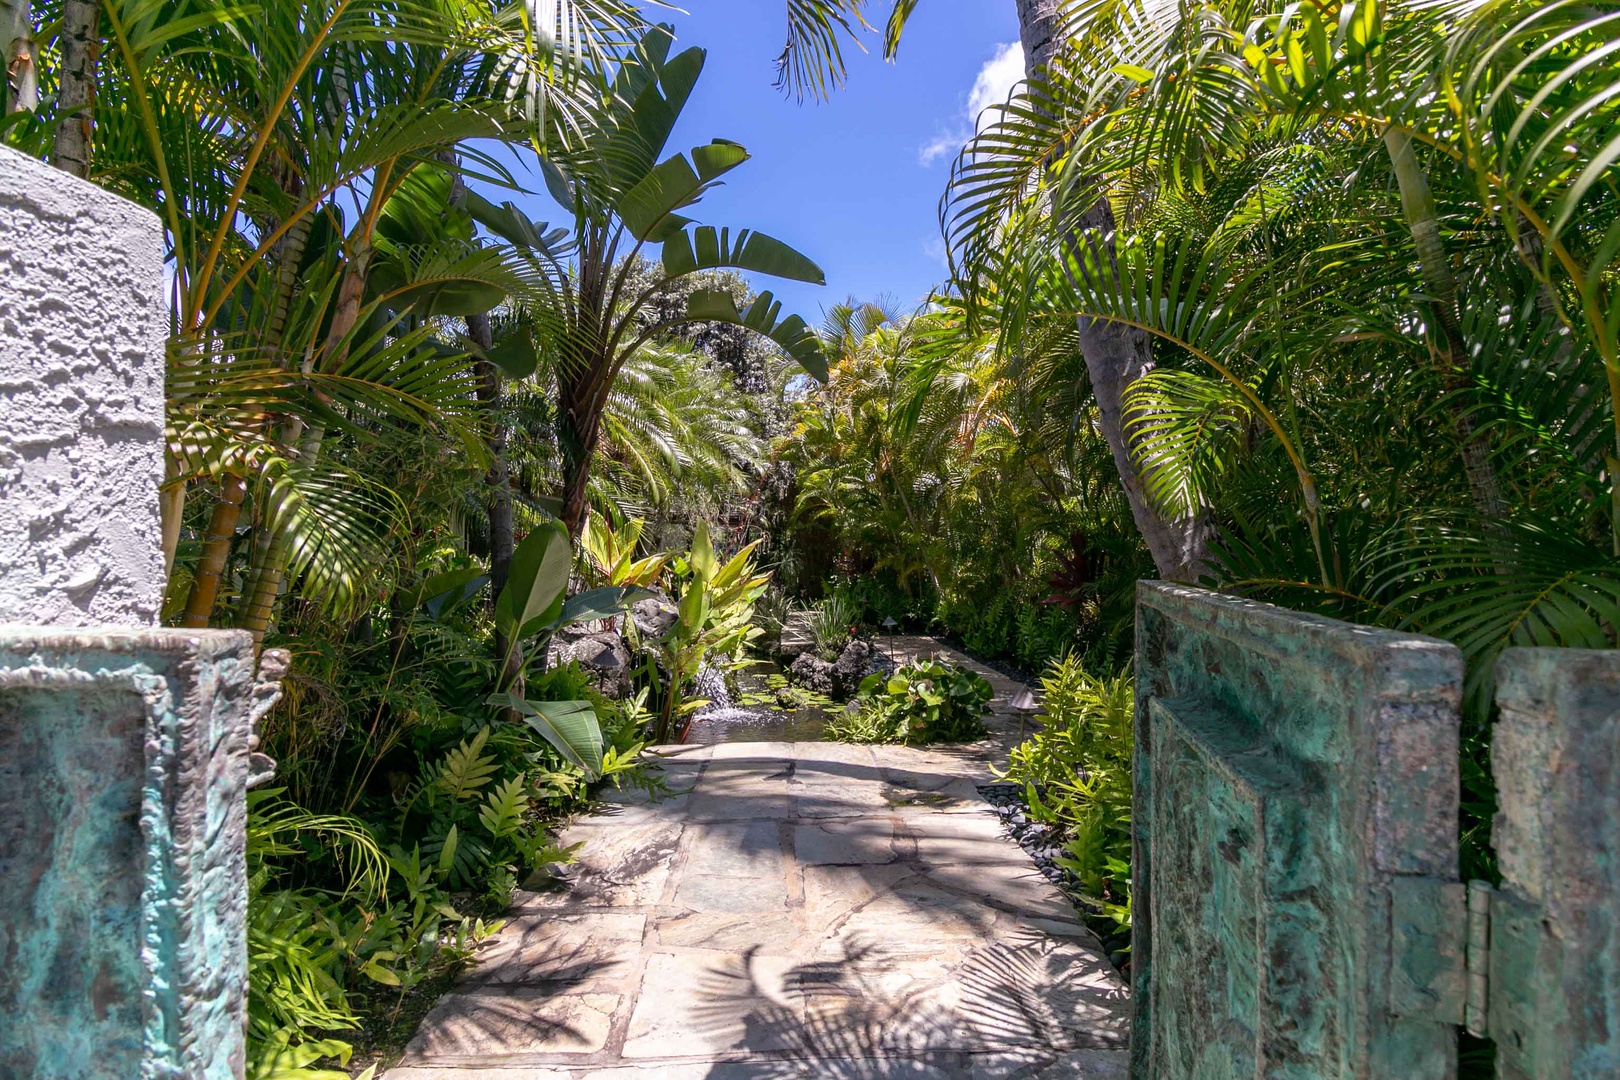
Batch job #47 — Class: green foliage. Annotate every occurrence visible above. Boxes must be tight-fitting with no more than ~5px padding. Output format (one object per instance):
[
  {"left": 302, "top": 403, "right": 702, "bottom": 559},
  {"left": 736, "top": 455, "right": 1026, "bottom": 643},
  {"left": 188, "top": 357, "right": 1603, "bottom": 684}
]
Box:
[
  {"left": 808, "top": 593, "right": 858, "bottom": 660},
  {"left": 244, "top": 790, "right": 503, "bottom": 1075},
  {"left": 777, "top": 300, "right": 1149, "bottom": 673},
  {"left": 827, "top": 658, "right": 992, "bottom": 745},
  {"left": 494, "top": 523, "right": 648, "bottom": 676},
  {"left": 648, "top": 521, "right": 772, "bottom": 742},
  {"left": 997, "top": 657, "right": 1135, "bottom": 915}
]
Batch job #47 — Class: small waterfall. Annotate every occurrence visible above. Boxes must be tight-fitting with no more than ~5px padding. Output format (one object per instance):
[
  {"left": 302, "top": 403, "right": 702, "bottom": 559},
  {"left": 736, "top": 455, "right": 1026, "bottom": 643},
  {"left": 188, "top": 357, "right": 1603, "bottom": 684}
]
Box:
[
  {"left": 690, "top": 663, "right": 773, "bottom": 730},
  {"left": 692, "top": 663, "right": 734, "bottom": 710}
]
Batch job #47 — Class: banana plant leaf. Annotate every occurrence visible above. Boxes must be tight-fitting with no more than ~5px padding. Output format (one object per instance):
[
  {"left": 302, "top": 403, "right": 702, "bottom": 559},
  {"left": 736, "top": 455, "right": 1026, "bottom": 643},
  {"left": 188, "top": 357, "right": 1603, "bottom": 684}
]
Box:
[
  {"left": 465, "top": 191, "right": 570, "bottom": 255},
  {"left": 618, "top": 142, "right": 750, "bottom": 240},
  {"left": 496, "top": 520, "right": 572, "bottom": 640},
  {"left": 557, "top": 585, "right": 656, "bottom": 627},
  {"left": 663, "top": 225, "right": 824, "bottom": 285},
  {"left": 485, "top": 326, "right": 540, "bottom": 379},
  {"left": 489, "top": 694, "right": 604, "bottom": 779},
  {"left": 686, "top": 289, "right": 828, "bottom": 381},
  {"left": 399, "top": 566, "right": 487, "bottom": 620}
]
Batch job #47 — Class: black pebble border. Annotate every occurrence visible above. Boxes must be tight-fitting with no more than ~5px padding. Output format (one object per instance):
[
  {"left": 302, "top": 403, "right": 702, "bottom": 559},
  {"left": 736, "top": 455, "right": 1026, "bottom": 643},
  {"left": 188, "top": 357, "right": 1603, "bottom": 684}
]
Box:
[{"left": 978, "top": 782, "right": 1133, "bottom": 976}]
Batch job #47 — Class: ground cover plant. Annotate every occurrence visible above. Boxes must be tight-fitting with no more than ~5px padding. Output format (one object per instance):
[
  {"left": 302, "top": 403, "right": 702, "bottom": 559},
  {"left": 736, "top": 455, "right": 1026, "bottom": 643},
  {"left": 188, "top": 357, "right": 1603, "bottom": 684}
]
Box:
[
  {"left": 996, "top": 656, "right": 1134, "bottom": 924},
  {"left": 826, "top": 657, "right": 992, "bottom": 744}
]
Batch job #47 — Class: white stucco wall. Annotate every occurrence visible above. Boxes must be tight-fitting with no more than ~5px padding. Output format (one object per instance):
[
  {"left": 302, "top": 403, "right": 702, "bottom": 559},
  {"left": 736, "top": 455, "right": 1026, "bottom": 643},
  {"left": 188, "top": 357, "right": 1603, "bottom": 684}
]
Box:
[{"left": 0, "top": 145, "right": 167, "bottom": 626}]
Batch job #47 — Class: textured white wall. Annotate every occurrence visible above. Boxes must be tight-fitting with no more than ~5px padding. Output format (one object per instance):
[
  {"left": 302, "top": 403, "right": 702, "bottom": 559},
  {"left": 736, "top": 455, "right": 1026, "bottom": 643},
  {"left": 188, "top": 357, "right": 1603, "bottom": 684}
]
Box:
[{"left": 0, "top": 145, "right": 167, "bottom": 626}]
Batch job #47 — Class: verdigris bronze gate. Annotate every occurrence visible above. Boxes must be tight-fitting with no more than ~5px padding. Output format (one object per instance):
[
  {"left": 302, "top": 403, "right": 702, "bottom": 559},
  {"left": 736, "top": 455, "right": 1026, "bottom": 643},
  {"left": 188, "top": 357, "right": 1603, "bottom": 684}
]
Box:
[{"left": 1133, "top": 583, "right": 1620, "bottom": 1080}]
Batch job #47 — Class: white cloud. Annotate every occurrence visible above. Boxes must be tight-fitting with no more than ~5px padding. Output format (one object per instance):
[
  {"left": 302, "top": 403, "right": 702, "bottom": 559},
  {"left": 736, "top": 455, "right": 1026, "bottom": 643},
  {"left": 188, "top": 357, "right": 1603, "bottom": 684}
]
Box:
[{"left": 919, "top": 41, "right": 1026, "bottom": 166}]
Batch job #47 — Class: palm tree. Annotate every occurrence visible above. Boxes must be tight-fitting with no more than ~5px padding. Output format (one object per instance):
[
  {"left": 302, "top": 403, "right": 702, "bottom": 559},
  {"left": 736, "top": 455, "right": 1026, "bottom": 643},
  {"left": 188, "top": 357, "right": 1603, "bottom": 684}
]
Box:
[
  {"left": 51, "top": 0, "right": 96, "bottom": 176},
  {"left": 486, "top": 26, "right": 831, "bottom": 537},
  {"left": 940, "top": 0, "right": 1620, "bottom": 695},
  {"left": 1, "top": 0, "right": 35, "bottom": 112}
]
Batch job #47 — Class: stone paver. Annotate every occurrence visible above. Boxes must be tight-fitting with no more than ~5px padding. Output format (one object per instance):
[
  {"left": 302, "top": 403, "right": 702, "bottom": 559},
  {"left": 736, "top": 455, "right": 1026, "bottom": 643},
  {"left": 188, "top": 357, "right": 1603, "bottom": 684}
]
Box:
[{"left": 389, "top": 641, "right": 1127, "bottom": 1079}]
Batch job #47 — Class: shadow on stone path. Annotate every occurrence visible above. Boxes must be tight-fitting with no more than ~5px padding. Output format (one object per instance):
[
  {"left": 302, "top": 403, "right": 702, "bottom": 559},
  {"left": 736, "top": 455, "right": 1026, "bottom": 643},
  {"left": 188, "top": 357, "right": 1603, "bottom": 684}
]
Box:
[{"left": 386, "top": 641, "right": 1129, "bottom": 1079}]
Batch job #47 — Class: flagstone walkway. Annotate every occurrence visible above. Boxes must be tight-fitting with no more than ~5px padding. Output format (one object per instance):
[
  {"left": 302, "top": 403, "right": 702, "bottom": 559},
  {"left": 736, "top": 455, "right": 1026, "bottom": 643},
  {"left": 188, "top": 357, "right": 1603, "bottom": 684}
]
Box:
[{"left": 387, "top": 640, "right": 1131, "bottom": 1080}]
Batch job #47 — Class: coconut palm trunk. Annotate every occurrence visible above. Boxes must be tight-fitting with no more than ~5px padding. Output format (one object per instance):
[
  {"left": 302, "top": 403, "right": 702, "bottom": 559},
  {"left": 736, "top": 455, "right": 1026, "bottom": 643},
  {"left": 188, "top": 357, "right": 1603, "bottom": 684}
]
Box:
[
  {"left": 51, "top": 0, "right": 98, "bottom": 177},
  {"left": 467, "top": 311, "right": 523, "bottom": 688},
  {"left": 1015, "top": 0, "right": 1210, "bottom": 582},
  {"left": 1, "top": 0, "right": 37, "bottom": 113}
]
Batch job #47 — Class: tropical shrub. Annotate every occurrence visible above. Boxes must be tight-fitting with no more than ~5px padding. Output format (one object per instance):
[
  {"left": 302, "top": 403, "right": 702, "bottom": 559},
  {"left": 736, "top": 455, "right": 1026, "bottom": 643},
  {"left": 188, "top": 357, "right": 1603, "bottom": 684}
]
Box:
[
  {"left": 648, "top": 521, "right": 772, "bottom": 742},
  {"left": 997, "top": 656, "right": 1134, "bottom": 919},
  {"left": 808, "top": 592, "right": 858, "bottom": 660},
  {"left": 777, "top": 302, "right": 1149, "bottom": 674},
  {"left": 827, "top": 658, "right": 992, "bottom": 745},
  {"left": 245, "top": 792, "right": 497, "bottom": 1077}
]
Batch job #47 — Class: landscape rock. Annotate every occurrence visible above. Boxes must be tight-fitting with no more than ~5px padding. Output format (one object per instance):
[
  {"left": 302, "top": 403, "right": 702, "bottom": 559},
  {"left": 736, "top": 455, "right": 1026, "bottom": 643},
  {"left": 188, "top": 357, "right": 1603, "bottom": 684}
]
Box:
[
  {"left": 789, "top": 652, "right": 836, "bottom": 696},
  {"left": 549, "top": 628, "right": 634, "bottom": 697},
  {"left": 630, "top": 594, "right": 679, "bottom": 640},
  {"left": 787, "top": 639, "right": 894, "bottom": 701},
  {"left": 833, "top": 638, "right": 892, "bottom": 698}
]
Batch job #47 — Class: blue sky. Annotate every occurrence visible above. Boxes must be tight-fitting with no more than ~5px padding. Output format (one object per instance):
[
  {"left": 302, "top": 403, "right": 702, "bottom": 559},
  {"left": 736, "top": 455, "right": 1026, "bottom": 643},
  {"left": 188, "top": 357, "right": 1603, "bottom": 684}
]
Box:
[{"left": 487, "top": 1, "right": 1025, "bottom": 327}]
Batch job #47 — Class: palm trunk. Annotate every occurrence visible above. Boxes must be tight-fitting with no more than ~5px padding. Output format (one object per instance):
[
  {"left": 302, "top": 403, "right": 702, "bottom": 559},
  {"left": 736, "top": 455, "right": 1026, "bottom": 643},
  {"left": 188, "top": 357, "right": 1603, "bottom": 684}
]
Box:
[
  {"left": 1383, "top": 128, "right": 1508, "bottom": 527},
  {"left": 468, "top": 313, "right": 522, "bottom": 688},
  {"left": 1016, "top": 0, "right": 1210, "bottom": 582},
  {"left": 2, "top": 0, "right": 37, "bottom": 113},
  {"left": 50, "top": 0, "right": 98, "bottom": 177},
  {"left": 238, "top": 425, "right": 326, "bottom": 645},
  {"left": 213, "top": 255, "right": 359, "bottom": 638},
  {"left": 181, "top": 472, "right": 247, "bottom": 627},
  {"left": 557, "top": 378, "right": 602, "bottom": 539},
  {"left": 437, "top": 150, "right": 521, "bottom": 686},
  {"left": 235, "top": 215, "right": 317, "bottom": 645}
]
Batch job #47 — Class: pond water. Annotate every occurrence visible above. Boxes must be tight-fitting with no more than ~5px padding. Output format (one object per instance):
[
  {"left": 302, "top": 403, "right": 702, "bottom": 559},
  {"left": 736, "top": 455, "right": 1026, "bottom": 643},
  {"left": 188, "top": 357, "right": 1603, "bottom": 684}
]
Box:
[{"left": 682, "top": 658, "right": 839, "bottom": 744}]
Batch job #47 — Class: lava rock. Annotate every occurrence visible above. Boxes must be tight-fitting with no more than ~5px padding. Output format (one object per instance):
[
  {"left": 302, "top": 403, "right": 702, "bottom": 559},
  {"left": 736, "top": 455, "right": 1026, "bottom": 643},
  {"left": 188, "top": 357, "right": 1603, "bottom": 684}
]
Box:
[
  {"left": 630, "top": 594, "right": 679, "bottom": 640},
  {"left": 789, "top": 652, "right": 836, "bottom": 696},
  {"left": 548, "top": 628, "right": 633, "bottom": 697},
  {"left": 832, "top": 638, "right": 888, "bottom": 699}
]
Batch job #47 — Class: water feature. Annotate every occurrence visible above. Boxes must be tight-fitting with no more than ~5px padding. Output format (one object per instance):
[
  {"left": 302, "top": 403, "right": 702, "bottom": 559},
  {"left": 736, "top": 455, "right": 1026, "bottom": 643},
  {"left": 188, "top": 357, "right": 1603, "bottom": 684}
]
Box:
[{"left": 683, "top": 658, "right": 838, "bottom": 744}]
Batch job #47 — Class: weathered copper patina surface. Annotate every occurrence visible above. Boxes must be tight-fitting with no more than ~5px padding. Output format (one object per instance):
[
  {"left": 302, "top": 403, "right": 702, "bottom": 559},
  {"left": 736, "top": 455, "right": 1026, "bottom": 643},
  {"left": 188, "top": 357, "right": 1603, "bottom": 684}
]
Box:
[
  {"left": 0, "top": 629, "right": 282, "bottom": 1079},
  {"left": 1133, "top": 583, "right": 1464, "bottom": 1080}
]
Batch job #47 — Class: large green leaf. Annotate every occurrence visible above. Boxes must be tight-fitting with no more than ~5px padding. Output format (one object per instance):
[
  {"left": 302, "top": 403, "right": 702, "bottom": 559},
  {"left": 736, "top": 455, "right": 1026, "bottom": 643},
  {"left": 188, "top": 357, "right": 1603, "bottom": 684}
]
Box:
[
  {"left": 687, "top": 519, "right": 718, "bottom": 582},
  {"left": 366, "top": 245, "right": 525, "bottom": 318},
  {"left": 485, "top": 327, "right": 540, "bottom": 380},
  {"left": 617, "top": 143, "right": 750, "bottom": 241},
  {"left": 489, "top": 695, "right": 604, "bottom": 779},
  {"left": 557, "top": 585, "right": 655, "bottom": 628},
  {"left": 465, "top": 192, "right": 570, "bottom": 255},
  {"left": 495, "top": 521, "right": 573, "bottom": 639},
  {"left": 686, "top": 289, "right": 829, "bottom": 381},
  {"left": 594, "top": 30, "right": 707, "bottom": 197},
  {"left": 662, "top": 225, "right": 825, "bottom": 285},
  {"left": 399, "top": 567, "right": 488, "bottom": 620}
]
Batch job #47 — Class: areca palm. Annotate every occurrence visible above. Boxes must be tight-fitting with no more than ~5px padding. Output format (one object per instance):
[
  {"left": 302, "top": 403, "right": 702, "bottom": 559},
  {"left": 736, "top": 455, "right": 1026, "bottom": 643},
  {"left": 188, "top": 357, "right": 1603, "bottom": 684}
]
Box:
[
  {"left": 927, "top": 0, "right": 1620, "bottom": 714},
  {"left": 7, "top": 0, "right": 659, "bottom": 638}
]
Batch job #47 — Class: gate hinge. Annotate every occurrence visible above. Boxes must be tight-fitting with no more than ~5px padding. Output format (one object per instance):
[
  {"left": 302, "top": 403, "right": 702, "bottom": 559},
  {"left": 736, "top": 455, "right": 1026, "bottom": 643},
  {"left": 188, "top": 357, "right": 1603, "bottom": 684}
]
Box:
[{"left": 1465, "top": 880, "right": 1492, "bottom": 1037}]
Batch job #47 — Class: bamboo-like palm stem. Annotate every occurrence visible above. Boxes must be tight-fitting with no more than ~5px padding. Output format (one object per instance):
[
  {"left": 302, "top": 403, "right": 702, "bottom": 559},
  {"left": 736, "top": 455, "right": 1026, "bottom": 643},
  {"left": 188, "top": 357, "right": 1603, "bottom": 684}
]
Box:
[
  {"left": 1384, "top": 127, "right": 1509, "bottom": 529},
  {"left": 182, "top": 473, "right": 247, "bottom": 627},
  {"left": 2, "top": 0, "right": 37, "bottom": 112}
]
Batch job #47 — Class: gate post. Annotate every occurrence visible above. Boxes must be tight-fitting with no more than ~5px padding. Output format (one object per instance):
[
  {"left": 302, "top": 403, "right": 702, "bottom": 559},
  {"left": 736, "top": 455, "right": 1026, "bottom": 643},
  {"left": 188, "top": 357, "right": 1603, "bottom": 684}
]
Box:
[
  {"left": 1488, "top": 649, "right": 1620, "bottom": 1079},
  {"left": 0, "top": 145, "right": 278, "bottom": 1079},
  {"left": 1133, "top": 583, "right": 1465, "bottom": 1080}
]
